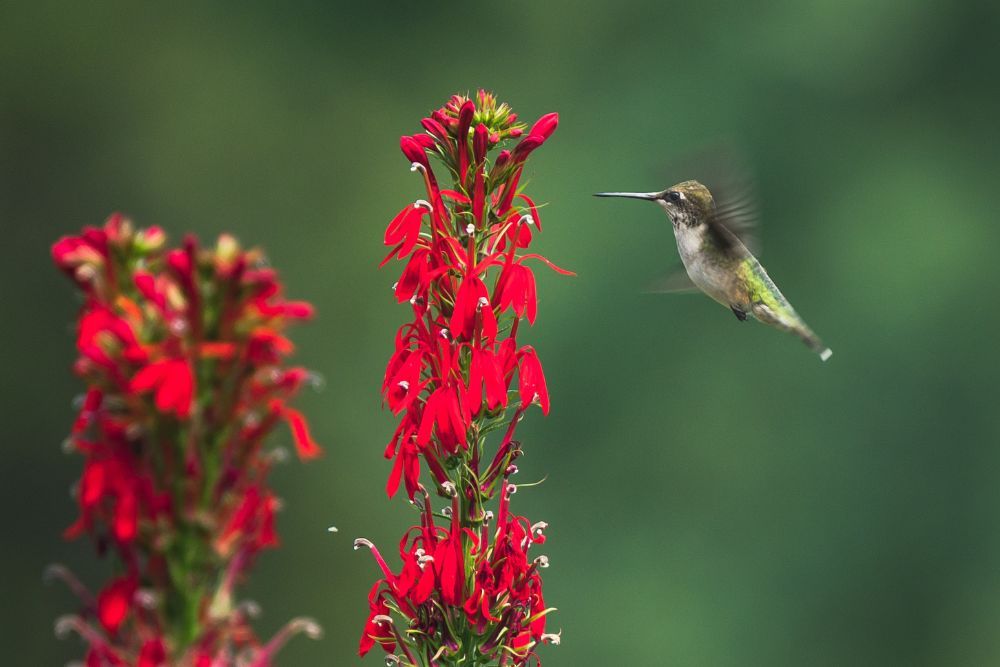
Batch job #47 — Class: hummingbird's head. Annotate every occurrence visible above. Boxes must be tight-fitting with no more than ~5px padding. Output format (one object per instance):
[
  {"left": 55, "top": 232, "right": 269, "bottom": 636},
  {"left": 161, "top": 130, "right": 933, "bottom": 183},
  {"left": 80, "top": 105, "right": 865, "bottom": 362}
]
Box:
[
  {"left": 594, "top": 180, "right": 715, "bottom": 229},
  {"left": 656, "top": 181, "right": 715, "bottom": 228}
]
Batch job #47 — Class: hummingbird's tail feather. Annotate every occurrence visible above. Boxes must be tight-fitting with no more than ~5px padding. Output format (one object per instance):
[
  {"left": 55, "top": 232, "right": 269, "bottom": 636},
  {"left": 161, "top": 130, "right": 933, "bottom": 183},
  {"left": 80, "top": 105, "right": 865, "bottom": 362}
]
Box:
[{"left": 750, "top": 301, "right": 832, "bottom": 361}]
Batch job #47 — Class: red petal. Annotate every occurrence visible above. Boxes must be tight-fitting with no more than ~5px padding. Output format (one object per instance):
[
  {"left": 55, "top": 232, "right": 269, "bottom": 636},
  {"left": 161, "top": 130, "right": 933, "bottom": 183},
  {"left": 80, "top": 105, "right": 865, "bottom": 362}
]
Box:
[
  {"left": 521, "top": 253, "right": 576, "bottom": 276},
  {"left": 284, "top": 407, "right": 322, "bottom": 460},
  {"left": 97, "top": 576, "right": 135, "bottom": 634},
  {"left": 113, "top": 489, "right": 138, "bottom": 542}
]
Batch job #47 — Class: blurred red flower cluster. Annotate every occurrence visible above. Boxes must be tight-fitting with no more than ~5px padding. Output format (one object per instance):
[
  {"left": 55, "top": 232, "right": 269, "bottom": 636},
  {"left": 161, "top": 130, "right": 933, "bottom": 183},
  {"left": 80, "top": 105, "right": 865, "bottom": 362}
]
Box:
[
  {"left": 49, "top": 216, "right": 321, "bottom": 666},
  {"left": 359, "top": 91, "right": 568, "bottom": 665}
]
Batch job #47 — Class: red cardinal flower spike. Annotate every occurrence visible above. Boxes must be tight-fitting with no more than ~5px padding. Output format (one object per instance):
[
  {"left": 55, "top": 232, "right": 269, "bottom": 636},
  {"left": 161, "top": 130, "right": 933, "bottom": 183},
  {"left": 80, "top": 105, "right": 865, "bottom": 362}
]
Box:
[
  {"left": 357, "top": 91, "right": 569, "bottom": 666},
  {"left": 49, "top": 219, "right": 322, "bottom": 665}
]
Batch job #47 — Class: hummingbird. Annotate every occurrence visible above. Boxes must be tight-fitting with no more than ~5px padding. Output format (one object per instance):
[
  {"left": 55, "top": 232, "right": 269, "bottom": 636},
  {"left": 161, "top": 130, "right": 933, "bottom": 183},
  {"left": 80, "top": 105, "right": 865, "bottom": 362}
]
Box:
[{"left": 595, "top": 180, "right": 832, "bottom": 361}]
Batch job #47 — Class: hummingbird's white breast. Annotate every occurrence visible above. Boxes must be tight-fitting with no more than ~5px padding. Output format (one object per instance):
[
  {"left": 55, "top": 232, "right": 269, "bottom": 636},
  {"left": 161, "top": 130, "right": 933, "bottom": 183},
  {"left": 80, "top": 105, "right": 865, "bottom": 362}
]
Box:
[{"left": 672, "top": 223, "right": 737, "bottom": 308}]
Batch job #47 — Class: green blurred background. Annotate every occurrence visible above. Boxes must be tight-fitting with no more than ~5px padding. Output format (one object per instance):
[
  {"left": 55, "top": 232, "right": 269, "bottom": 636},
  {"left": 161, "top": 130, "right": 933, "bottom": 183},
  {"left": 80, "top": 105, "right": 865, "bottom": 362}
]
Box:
[{"left": 3, "top": 1, "right": 999, "bottom": 664}]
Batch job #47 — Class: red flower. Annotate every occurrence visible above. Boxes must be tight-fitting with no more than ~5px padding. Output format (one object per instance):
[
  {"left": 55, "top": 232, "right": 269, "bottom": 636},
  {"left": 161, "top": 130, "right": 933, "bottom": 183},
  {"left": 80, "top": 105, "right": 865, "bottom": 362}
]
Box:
[
  {"left": 358, "top": 584, "right": 395, "bottom": 657},
  {"left": 449, "top": 274, "right": 496, "bottom": 343},
  {"left": 497, "top": 262, "right": 538, "bottom": 323},
  {"left": 383, "top": 202, "right": 430, "bottom": 262},
  {"left": 364, "top": 93, "right": 565, "bottom": 664},
  {"left": 131, "top": 358, "right": 195, "bottom": 419},
  {"left": 518, "top": 346, "right": 550, "bottom": 415},
  {"left": 137, "top": 639, "right": 166, "bottom": 667},
  {"left": 97, "top": 576, "right": 136, "bottom": 634},
  {"left": 52, "top": 218, "right": 322, "bottom": 664}
]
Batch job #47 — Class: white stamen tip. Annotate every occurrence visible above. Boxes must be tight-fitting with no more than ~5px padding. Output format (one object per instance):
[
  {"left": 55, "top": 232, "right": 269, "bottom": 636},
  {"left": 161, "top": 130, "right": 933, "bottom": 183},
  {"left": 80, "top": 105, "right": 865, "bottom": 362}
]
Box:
[
  {"left": 534, "top": 554, "right": 550, "bottom": 568},
  {"left": 531, "top": 521, "right": 548, "bottom": 537},
  {"left": 306, "top": 372, "right": 325, "bottom": 390},
  {"left": 410, "top": 162, "right": 424, "bottom": 173},
  {"left": 820, "top": 348, "right": 833, "bottom": 362},
  {"left": 327, "top": 525, "right": 338, "bottom": 533},
  {"left": 542, "top": 631, "right": 562, "bottom": 645},
  {"left": 74, "top": 265, "right": 97, "bottom": 282},
  {"left": 392, "top": 281, "right": 399, "bottom": 291},
  {"left": 298, "top": 619, "right": 323, "bottom": 639},
  {"left": 477, "top": 296, "right": 490, "bottom": 310},
  {"left": 353, "top": 538, "right": 374, "bottom": 551},
  {"left": 397, "top": 380, "right": 410, "bottom": 390},
  {"left": 414, "top": 199, "right": 432, "bottom": 210},
  {"left": 520, "top": 214, "right": 534, "bottom": 226},
  {"left": 372, "top": 614, "right": 394, "bottom": 626},
  {"left": 53, "top": 615, "right": 79, "bottom": 639},
  {"left": 466, "top": 223, "right": 475, "bottom": 235},
  {"left": 441, "top": 481, "right": 457, "bottom": 497},
  {"left": 135, "top": 589, "right": 159, "bottom": 609},
  {"left": 240, "top": 600, "right": 262, "bottom": 618}
]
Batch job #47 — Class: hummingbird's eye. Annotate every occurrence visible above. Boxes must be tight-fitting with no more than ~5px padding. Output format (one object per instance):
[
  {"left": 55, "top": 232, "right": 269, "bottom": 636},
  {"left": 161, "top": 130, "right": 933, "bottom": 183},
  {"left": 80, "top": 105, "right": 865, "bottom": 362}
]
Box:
[{"left": 666, "top": 191, "right": 682, "bottom": 203}]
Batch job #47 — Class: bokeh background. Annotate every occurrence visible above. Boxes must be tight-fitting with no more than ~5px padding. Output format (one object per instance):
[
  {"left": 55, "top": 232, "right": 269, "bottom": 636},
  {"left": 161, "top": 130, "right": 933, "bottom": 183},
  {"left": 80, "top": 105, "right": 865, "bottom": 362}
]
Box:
[{"left": 3, "top": 1, "right": 999, "bottom": 664}]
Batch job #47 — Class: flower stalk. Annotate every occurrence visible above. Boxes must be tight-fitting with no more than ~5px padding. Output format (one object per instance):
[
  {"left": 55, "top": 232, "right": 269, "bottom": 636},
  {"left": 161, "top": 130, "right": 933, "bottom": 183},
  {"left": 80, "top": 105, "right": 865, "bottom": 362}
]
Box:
[
  {"left": 49, "top": 216, "right": 322, "bottom": 665},
  {"left": 360, "top": 91, "right": 569, "bottom": 666}
]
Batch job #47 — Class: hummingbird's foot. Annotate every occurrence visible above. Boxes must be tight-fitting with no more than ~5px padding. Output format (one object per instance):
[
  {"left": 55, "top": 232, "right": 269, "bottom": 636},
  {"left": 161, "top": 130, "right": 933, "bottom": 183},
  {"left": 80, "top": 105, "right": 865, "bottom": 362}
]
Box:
[{"left": 730, "top": 305, "right": 748, "bottom": 321}]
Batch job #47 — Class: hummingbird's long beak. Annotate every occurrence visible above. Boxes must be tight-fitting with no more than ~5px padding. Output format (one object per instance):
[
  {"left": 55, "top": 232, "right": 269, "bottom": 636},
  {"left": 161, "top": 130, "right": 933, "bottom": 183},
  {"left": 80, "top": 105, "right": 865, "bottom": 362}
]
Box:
[{"left": 593, "top": 191, "right": 660, "bottom": 200}]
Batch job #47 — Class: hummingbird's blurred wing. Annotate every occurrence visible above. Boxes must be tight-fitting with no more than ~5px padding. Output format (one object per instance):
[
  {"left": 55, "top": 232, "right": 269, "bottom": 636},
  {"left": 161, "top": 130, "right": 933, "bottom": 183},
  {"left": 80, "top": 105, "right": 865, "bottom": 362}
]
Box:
[
  {"left": 657, "top": 143, "right": 760, "bottom": 255},
  {"left": 644, "top": 269, "right": 699, "bottom": 294},
  {"left": 705, "top": 190, "right": 759, "bottom": 257},
  {"left": 702, "top": 157, "right": 759, "bottom": 256}
]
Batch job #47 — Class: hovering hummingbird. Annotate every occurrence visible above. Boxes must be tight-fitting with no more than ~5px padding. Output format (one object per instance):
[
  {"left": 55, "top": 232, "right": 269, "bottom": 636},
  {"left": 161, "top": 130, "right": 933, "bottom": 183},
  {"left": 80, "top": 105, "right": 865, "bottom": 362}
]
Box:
[{"left": 595, "top": 180, "right": 832, "bottom": 361}]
